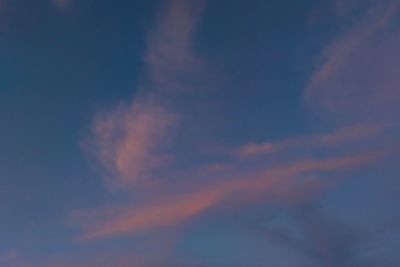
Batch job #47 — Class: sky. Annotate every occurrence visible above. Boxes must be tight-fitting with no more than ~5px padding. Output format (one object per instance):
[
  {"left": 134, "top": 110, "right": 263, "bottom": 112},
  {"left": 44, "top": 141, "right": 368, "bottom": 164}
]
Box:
[{"left": 0, "top": 0, "right": 399, "bottom": 266}]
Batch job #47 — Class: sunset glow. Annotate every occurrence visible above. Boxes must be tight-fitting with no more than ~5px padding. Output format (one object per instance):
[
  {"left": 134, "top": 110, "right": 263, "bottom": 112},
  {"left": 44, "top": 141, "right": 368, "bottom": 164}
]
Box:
[{"left": 1, "top": 1, "right": 399, "bottom": 266}]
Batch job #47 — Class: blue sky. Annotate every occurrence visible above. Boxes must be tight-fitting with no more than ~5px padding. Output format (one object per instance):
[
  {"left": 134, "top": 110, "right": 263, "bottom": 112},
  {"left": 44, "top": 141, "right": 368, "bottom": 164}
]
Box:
[{"left": 0, "top": 0, "right": 399, "bottom": 266}]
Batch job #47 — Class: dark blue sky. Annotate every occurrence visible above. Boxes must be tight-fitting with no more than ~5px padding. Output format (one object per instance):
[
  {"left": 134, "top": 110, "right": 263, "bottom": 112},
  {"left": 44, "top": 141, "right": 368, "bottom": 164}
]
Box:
[{"left": 0, "top": 1, "right": 399, "bottom": 266}]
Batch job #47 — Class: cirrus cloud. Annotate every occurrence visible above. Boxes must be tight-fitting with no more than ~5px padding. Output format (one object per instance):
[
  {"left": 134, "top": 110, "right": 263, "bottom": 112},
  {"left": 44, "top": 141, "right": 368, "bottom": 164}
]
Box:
[{"left": 305, "top": 1, "right": 400, "bottom": 120}]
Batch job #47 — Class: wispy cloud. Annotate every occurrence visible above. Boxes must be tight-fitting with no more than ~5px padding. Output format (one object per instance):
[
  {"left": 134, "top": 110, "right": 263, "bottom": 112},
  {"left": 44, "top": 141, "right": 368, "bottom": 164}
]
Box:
[
  {"left": 74, "top": 1, "right": 400, "bottom": 265},
  {"left": 75, "top": 148, "right": 388, "bottom": 240},
  {"left": 236, "top": 122, "right": 391, "bottom": 158},
  {"left": 92, "top": 100, "right": 178, "bottom": 188},
  {"left": 88, "top": 0, "right": 205, "bottom": 190},
  {"left": 305, "top": 1, "right": 400, "bottom": 119},
  {"left": 145, "top": 0, "right": 206, "bottom": 93},
  {"left": 80, "top": 0, "right": 398, "bottom": 234}
]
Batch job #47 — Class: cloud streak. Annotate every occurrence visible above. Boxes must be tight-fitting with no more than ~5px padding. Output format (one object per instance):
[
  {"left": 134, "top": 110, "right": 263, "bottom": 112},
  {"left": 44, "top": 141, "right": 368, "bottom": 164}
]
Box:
[
  {"left": 75, "top": 148, "right": 389, "bottom": 240},
  {"left": 236, "top": 122, "right": 391, "bottom": 158}
]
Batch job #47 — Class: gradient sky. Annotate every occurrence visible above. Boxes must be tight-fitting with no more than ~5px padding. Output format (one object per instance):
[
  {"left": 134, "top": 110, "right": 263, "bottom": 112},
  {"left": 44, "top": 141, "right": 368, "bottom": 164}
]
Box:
[{"left": 1, "top": 0, "right": 400, "bottom": 266}]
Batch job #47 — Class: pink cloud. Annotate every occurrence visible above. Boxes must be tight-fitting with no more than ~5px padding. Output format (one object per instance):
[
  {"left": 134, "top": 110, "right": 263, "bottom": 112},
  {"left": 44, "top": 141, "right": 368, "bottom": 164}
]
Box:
[
  {"left": 76, "top": 189, "right": 224, "bottom": 241},
  {"left": 76, "top": 0, "right": 399, "bottom": 255},
  {"left": 305, "top": 1, "right": 400, "bottom": 119},
  {"left": 91, "top": 100, "right": 177, "bottom": 189},
  {"left": 236, "top": 122, "right": 390, "bottom": 158},
  {"left": 87, "top": 0, "right": 205, "bottom": 189},
  {"left": 236, "top": 142, "right": 282, "bottom": 158},
  {"left": 145, "top": 0, "right": 206, "bottom": 93},
  {"left": 74, "top": 149, "right": 387, "bottom": 240}
]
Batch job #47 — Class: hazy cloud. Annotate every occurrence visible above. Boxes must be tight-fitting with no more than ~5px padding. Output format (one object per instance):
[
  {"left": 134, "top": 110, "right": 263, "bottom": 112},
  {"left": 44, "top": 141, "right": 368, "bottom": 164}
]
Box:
[
  {"left": 305, "top": 1, "right": 400, "bottom": 120},
  {"left": 0, "top": 250, "right": 19, "bottom": 264},
  {"left": 92, "top": 100, "right": 177, "bottom": 188},
  {"left": 88, "top": 0, "right": 205, "bottom": 190}
]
